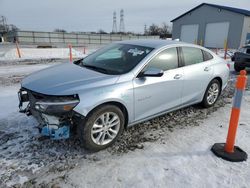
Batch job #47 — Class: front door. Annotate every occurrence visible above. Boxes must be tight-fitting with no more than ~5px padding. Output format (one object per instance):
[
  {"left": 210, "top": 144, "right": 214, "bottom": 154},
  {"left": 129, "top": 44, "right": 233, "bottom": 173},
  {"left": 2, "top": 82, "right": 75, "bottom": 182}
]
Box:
[{"left": 133, "top": 47, "right": 183, "bottom": 122}]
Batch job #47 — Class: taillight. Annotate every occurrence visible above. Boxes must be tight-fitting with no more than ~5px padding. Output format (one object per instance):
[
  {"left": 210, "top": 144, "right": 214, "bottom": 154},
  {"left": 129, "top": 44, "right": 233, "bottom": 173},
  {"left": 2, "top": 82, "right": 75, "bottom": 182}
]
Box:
[{"left": 227, "top": 63, "right": 230, "bottom": 69}]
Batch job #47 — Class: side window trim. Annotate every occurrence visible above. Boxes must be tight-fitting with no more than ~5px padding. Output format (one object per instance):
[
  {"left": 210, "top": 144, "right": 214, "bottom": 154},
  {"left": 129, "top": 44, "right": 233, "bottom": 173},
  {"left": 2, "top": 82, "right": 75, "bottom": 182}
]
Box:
[
  {"left": 202, "top": 50, "right": 206, "bottom": 62},
  {"left": 177, "top": 47, "right": 185, "bottom": 67}
]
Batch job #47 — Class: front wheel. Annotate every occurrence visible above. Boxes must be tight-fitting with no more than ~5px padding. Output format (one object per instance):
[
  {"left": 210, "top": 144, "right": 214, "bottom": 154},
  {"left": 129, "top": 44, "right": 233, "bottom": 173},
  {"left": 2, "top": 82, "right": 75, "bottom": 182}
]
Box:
[
  {"left": 80, "top": 105, "right": 125, "bottom": 151},
  {"left": 202, "top": 79, "right": 221, "bottom": 108}
]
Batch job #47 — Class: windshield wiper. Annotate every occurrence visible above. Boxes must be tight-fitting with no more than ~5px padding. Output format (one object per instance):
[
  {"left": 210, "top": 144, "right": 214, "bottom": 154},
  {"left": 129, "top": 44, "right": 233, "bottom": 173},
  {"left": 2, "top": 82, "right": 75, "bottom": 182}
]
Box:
[{"left": 81, "top": 64, "right": 108, "bottom": 73}]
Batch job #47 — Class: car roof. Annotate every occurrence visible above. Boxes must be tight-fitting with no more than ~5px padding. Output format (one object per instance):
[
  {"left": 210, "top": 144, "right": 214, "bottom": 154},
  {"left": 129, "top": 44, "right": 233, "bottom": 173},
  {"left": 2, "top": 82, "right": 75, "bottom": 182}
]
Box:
[{"left": 117, "top": 39, "right": 187, "bottom": 49}]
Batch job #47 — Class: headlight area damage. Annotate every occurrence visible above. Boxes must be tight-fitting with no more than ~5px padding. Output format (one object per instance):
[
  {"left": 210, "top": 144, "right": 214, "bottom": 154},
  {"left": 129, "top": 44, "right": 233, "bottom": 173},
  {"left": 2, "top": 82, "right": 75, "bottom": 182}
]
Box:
[{"left": 18, "top": 88, "right": 81, "bottom": 140}]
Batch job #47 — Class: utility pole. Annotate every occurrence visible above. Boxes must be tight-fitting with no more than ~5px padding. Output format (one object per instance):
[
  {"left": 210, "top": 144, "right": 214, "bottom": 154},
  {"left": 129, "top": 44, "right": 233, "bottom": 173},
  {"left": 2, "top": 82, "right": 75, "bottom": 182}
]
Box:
[
  {"left": 112, "top": 11, "right": 117, "bottom": 33},
  {"left": 119, "top": 9, "right": 125, "bottom": 33}
]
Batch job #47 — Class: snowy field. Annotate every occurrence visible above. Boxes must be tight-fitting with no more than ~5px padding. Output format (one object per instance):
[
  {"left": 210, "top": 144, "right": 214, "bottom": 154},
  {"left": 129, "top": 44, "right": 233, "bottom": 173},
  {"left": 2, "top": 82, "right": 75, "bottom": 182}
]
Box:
[
  {"left": 0, "top": 43, "right": 234, "bottom": 63},
  {"left": 0, "top": 44, "right": 90, "bottom": 62},
  {"left": 0, "top": 57, "right": 250, "bottom": 187}
]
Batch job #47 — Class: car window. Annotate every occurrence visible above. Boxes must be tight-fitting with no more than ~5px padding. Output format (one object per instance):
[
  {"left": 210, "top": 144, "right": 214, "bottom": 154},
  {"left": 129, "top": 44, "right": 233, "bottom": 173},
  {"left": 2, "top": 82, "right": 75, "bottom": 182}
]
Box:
[
  {"left": 182, "top": 47, "right": 203, "bottom": 66},
  {"left": 96, "top": 48, "right": 122, "bottom": 61},
  {"left": 80, "top": 43, "right": 153, "bottom": 75},
  {"left": 146, "top": 48, "right": 178, "bottom": 71},
  {"left": 203, "top": 50, "right": 213, "bottom": 61}
]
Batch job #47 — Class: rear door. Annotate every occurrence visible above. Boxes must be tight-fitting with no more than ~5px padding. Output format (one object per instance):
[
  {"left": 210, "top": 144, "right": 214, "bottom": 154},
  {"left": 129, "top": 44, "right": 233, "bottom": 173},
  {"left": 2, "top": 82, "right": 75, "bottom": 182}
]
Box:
[{"left": 180, "top": 47, "right": 214, "bottom": 105}]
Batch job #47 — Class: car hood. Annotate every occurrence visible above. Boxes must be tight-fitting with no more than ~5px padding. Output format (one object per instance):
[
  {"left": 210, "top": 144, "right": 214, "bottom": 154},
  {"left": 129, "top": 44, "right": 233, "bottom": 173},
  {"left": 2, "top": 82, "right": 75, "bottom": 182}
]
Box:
[{"left": 22, "top": 63, "right": 120, "bottom": 95}]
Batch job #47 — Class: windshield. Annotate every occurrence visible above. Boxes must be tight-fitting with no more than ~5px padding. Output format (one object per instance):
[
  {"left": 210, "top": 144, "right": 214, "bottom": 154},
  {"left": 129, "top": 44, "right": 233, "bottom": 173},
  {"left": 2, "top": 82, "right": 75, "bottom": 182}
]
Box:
[{"left": 79, "top": 43, "right": 154, "bottom": 75}]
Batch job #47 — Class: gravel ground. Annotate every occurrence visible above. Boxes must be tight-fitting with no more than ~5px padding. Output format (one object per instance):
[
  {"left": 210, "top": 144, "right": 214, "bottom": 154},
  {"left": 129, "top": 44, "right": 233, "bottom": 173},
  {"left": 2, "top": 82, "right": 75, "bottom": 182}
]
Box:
[{"left": 0, "top": 74, "right": 236, "bottom": 187}]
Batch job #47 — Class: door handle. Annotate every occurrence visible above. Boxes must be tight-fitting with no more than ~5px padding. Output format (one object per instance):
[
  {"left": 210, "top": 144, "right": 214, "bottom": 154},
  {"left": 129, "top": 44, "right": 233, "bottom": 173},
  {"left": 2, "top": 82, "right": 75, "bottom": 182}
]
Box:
[
  {"left": 174, "top": 74, "right": 182, "bottom": 79},
  {"left": 204, "top": 67, "right": 211, "bottom": 71}
]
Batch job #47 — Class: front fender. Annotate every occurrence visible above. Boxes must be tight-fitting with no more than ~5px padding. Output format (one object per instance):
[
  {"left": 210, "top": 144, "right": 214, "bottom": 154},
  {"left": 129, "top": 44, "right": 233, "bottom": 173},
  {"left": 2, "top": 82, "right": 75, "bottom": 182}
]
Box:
[{"left": 73, "top": 81, "right": 134, "bottom": 123}]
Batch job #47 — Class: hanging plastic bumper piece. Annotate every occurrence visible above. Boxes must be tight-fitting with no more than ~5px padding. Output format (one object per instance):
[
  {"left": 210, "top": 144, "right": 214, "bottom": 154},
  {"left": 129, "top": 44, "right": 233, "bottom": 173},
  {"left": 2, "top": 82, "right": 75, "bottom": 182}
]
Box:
[{"left": 41, "top": 123, "right": 70, "bottom": 140}]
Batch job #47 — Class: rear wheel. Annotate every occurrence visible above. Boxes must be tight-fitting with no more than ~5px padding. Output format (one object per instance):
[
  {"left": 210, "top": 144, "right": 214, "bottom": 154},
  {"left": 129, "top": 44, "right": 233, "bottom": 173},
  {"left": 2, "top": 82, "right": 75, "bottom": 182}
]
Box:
[
  {"left": 234, "top": 63, "right": 245, "bottom": 72},
  {"left": 202, "top": 79, "right": 221, "bottom": 108},
  {"left": 80, "top": 105, "right": 125, "bottom": 151}
]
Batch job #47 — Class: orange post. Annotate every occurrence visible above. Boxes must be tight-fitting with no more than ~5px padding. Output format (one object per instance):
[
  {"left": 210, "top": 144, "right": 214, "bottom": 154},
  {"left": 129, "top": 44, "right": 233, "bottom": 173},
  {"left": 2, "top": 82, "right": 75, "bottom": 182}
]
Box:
[
  {"left": 69, "top": 44, "right": 72, "bottom": 62},
  {"left": 224, "top": 70, "right": 247, "bottom": 152},
  {"left": 211, "top": 70, "right": 248, "bottom": 162},
  {"left": 224, "top": 40, "right": 228, "bottom": 60},
  {"left": 15, "top": 41, "right": 21, "bottom": 58}
]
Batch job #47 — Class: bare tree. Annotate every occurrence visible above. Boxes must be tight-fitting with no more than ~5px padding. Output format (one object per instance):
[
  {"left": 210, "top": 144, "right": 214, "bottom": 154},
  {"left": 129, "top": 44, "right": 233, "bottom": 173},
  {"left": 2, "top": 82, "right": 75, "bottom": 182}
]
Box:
[
  {"left": 54, "top": 29, "right": 67, "bottom": 33},
  {"left": 98, "top": 29, "right": 108, "bottom": 34},
  {"left": 147, "top": 23, "right": 172, "bottom": 38},
  {"left": 0, "top": 15, "right": 19, "bottom": 33},
  {"left": 148, "top": 24, "right": 160, "bottom": 35},
  {"left": 159, "top": 22, "right": 172, "bottom": 38}
]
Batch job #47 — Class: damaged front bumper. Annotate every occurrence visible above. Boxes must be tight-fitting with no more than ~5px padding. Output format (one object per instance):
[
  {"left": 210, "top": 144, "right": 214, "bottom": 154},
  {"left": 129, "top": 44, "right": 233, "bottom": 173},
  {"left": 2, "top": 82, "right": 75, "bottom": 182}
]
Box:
[
  {"left": 18, "top": 88, "right": 82, "bottom": 140},
  {"left": 40, "top": 113, "right": 70, "bottom": 140}
]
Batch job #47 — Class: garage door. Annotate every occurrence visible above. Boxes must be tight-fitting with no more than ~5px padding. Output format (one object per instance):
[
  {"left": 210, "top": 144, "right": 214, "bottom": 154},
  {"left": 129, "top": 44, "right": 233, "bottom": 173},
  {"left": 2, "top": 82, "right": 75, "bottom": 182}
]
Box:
[
  {"left": 204, "top": 22, "right": 229, "bottom": 48},
  {"left": 180, "top": 24, "right": 199, "bottom": 44}
]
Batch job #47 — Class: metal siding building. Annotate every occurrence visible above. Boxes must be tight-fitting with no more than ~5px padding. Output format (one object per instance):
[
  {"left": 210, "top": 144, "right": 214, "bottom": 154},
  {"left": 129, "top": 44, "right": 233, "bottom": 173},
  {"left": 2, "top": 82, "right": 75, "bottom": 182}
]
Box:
[{"left": 171, "top": 3, "right": 250, "bottom": 49}]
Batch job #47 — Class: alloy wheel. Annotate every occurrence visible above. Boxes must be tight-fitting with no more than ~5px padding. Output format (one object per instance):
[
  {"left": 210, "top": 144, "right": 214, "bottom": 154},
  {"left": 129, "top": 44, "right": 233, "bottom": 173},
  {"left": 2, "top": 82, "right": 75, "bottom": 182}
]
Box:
[
  {"left": 207, "top": 83, "right": 219, "bottom": 105},
  {"left": 91, "top": 112, "right": 120, "bottom": 145}
]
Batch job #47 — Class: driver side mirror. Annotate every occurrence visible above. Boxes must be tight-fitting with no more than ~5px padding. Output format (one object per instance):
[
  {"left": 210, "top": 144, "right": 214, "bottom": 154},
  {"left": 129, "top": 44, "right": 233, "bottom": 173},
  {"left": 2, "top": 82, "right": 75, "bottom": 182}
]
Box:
[{"left": 138, "top": 67, "right": 164, "bottom": 77}]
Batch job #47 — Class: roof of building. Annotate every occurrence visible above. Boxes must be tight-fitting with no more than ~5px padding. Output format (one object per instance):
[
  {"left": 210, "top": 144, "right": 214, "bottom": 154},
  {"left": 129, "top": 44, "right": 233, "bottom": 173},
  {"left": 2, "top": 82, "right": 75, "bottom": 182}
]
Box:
[{"left": 171, "top": 3, "right": 250, "bottom": 22}]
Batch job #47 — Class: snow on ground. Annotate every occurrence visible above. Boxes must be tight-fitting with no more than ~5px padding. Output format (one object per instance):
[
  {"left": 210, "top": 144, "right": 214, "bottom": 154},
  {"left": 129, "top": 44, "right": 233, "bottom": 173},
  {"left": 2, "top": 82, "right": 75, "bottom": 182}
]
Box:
[
  {"left": 1, "top": 80, "right": 250, "bottom": 187},
  {"left": 0, "top": 85, "right": 20, "bottom": 119},
  {"left": 0, "top": 47, "right": 87, "bottom": 61},
  {"left": 0, "top": 63, "right": 59, "bottom": 77},
  {"left": 0, "top": 60, "right": 250, "bottom": 187},
  {"left": 66, "top": 96, "right": 250, "bottom": 188},
  {"left": 0, "top": 62, "right": 61, "bottom": 86},
  {"left": 211, "top": 49, "right": 236, "bottom": 60}
]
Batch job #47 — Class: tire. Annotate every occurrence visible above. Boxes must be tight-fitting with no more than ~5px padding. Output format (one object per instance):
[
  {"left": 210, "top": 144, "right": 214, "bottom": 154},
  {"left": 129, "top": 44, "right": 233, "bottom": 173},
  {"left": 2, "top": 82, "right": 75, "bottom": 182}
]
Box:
[
  {"left": 79, "top": 105, "right": 125, "bottom": 151},
  {"left": 201, "top": 79, "right": 221, "bottom": 108},
  {"left": 234, "top": 63, "right": 245, "bottom": 72}
]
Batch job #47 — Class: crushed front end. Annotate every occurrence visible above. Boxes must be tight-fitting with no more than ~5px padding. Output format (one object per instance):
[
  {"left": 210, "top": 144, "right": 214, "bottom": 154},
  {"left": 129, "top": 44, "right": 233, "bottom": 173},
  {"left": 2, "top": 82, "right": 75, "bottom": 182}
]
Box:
[{"left": 18, "top": 88, "right": 82, "bottom": 140}]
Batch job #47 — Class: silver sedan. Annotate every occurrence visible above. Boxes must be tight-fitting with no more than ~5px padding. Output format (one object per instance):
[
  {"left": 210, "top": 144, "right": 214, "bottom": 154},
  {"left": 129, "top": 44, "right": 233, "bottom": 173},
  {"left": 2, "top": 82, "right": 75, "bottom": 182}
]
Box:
[{"left": 18, "top": 40, "right": 230, "bottom": 151}]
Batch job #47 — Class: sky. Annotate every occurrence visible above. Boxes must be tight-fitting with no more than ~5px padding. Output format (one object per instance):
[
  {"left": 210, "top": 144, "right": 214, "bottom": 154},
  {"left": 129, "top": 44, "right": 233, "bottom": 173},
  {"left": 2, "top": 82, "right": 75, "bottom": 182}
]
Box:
[{"left": 0, "top": 0, "right": 250, "bottom": 33}]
